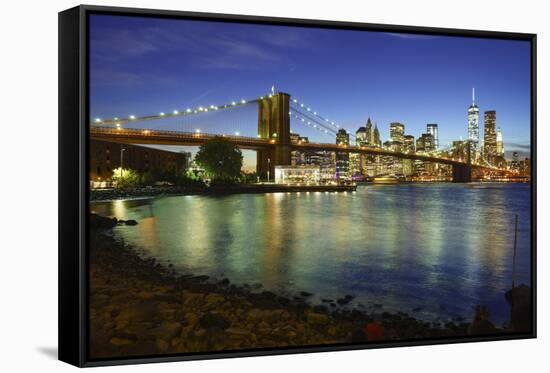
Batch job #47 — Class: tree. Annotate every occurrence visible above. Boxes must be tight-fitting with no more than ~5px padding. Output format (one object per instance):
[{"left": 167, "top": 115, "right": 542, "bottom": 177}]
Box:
[
  {"left": 195, "top": 137, "right": 243, "bottom": 182},
  {"left": 112, "top": 167, "right": 140, "bottom": 188}
]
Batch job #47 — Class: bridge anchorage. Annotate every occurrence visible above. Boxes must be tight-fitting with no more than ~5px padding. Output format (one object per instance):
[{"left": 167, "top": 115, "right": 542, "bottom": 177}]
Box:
[{"left": 90, "top": 90, "right": 513, "bottom": 183}]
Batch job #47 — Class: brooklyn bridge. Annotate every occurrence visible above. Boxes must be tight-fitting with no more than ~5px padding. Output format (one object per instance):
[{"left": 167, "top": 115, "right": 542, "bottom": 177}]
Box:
[{"left": 90, "top": 91, "right": 511, "bottom": 182}]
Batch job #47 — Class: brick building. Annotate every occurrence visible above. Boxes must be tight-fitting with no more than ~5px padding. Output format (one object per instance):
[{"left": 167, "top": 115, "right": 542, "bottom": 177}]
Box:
[{"left": 89, "top": 140, "right": 190, "bottom": 182}]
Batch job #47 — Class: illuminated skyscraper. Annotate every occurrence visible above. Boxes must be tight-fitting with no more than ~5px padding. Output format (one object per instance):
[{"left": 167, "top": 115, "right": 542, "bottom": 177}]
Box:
[
  {"left": 427, "top": 123, "right": 439, "bottom": 150},
  {"left": 365, "top": 118, "right": 374, "bottom": 145},
  {"left": 496, "top": 128, "right": 504, "bottom": 156},
  {"left": 403, "top": 135, "right": 415, "bottom": 152},
  {"left": 468, "top": 88, "right": 480, "bottom": 152},
  {"left": 390, "top": 122, "right": 405, "bottom": 143},
  {"left": 484, "top": 110, "right": 497, "bottom": 162},
  {"left": 373, "top": 124, "right": 381, "bottom": 147},
  {"left": 356, "top": 126, "right": 367, "bottom": 146},
  {"left": 335, "top": 129, "right": 350, "bottom": 180}
]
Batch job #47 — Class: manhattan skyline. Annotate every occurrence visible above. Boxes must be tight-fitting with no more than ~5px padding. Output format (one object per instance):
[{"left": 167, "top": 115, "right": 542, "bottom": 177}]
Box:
[{"left": 90, "top": 14, "right": 531, "bottom": 159}]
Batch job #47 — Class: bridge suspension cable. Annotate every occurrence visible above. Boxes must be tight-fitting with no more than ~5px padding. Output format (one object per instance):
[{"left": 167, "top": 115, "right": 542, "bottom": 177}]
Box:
[
  {"left": 92, "top": 97, "right": 260, "bottom": 127},
  {"left": 290, "top": 97, "right": 355, "bottom": 138},
  {"left": 290, "top": 108, "right": 338, "bottom": 136}
]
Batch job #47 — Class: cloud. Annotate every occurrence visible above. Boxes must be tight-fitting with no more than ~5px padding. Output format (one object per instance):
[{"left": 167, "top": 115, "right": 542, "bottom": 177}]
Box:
[
  {"left": 505, "top": 142, "right": 531, "bottom": 151},
  {"left": 90, "top": 20, "right": 311, "bottom": 72}
]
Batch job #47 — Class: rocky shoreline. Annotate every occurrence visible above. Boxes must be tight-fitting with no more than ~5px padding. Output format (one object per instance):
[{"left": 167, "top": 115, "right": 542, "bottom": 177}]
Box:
[
  {"left": 89, "top": 214, "right": 509, "bottom": 359},
  {"left": 90, "top": 184, "right": 357, "bottom": 202}
]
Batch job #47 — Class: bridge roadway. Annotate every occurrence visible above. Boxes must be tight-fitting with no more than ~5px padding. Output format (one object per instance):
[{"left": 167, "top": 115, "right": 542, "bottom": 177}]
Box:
[{"left": 89, "top": 126, "right": 498, "bottom": 170}]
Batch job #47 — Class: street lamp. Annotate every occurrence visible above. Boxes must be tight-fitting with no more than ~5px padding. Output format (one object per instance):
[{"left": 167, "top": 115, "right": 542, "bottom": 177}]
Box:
[
  {"left": 267, "top": 157, "right": 271, "bottom": 183},
  {"left": 120, "top": 146, "right": 126, "bottom": 179}
]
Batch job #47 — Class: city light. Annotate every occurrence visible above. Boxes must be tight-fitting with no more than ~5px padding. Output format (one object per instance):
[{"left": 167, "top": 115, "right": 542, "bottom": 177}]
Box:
[
  {"left": 129, "top": 115, "right": 136, "bottom": 120},
  {"left": 95, "top": 118, "right": 101, "bottom": 123},
  {"left": 173, "top": 110, "right": 179, "bottom": 114},
  {"left": 160, "top": 112, "right": 165, "bottom": 116}
]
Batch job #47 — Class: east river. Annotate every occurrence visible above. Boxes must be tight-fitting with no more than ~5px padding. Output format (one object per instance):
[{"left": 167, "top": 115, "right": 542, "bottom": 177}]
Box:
[{"left": 91, "top": 183, "right": 531, "bottom": 325}]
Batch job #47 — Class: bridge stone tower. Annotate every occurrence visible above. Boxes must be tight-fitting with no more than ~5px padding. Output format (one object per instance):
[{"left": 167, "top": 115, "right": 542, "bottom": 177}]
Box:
[
  {"left": 452, "top": 140, "right": 472, "bottom": 182},
  {"left": 257, "top": 92, "right": 291, "bottom": 178}
]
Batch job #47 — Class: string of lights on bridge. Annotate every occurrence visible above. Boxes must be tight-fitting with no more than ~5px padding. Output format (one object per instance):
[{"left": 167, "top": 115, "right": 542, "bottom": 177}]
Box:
[
  {"left": 289, "top": 97, "right": 355, "bottom": 138},
  {"left": 92, "top": 90, "right": 353, "bottom": 140},
  {"left": 92, "top": 96, "right": 260, "bottom": 128}
]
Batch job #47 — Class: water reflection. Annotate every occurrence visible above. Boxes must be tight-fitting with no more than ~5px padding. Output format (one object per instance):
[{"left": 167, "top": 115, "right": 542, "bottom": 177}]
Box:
[{"left": 91, "top": 183, "right": 531, "bottom": 324}]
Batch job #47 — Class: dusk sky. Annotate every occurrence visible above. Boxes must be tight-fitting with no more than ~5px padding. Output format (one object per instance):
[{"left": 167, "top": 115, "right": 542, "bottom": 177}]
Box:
[{"left": 90, "top": 14, "right": 531, "bottom": 167}]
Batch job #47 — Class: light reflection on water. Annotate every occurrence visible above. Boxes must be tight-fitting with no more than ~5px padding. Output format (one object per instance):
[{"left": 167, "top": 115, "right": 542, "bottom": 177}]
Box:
[{"left": 91, "top": 183, "right": 531, "bottom": 324}]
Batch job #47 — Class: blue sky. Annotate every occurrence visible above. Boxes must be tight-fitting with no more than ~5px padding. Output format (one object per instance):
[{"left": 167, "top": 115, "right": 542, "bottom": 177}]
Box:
[{"left": 90, "top": 14, "right": 531, "bottom": 163}]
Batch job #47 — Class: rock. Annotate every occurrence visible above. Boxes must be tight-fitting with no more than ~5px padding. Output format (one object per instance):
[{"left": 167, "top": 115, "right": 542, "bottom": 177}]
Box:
[
  {"left": 182, "top": 292, "right": 204, "bottom": 306},
  {"left": 199, "top": 313, "right": 230, "bottom": 330},
  {"left": 306, "top": 312, "right": 330, "bottom": 325},
  {"left": 89, "top": 213, "right": 117, "bottom": 229},
  {"left": 225, "top": 328, "right": 252, "bottom": 337},
  {"left": 110, "top": 337, "right": 133, "bottom": 346},
  {"left": 205, "top": 293, "right": 225, "bottom": 305},
  {"left": 155, "top": 321, "right": 182, "bottom": 340},
  {"left": 156, "top": 338, "right": 169, "bottom": 352},
  {"left": 366, "top": 322, "right": 385, "bottom": 341},
  {"left": 125, "top": 220, "right": 138, "bottom": 226},
  {"left": 300, "top": 291, "right": 313, "bottom": 297},
  {"left": 115, "top": 301, "right": 158, "bottom": 323}
]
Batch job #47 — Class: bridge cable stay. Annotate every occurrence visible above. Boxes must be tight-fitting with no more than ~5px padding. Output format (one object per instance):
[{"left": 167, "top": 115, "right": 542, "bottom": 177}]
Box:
[
  {"left": 290, "top": 108, "right": 338, "bottom": 136},
  {"left": 289, "top": 97, "right": 355, "bottom": 138}
]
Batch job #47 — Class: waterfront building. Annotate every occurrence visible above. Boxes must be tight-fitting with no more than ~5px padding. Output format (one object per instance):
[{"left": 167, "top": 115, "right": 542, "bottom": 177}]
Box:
[
  {"left": 89, "top": 139, "right": 190, "bottom": 184},
  {"left": 349, "top": 153, "right": 362, "bottom": 178},
  {"left": 427, "top": 123, "right": 439, "bottom": 149},
  {"left": 274, "top": 165, "right": 321, "bottom": 185},
  {"left": 484, "top": 110, "right": 497, "bottom": 163},
  {"left": 336, "top": 129, "right": 350, "bottom": 180},
  {"left": 468, "top": 88, "right": 480, "bottom": 154},
  {"left": 510, "top": 151, "right": 520, "bottom": 171}
]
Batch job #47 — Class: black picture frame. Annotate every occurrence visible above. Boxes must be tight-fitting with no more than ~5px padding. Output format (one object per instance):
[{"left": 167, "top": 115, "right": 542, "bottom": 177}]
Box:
[{"left": 58, "top": 4, "right": 537, "bottom": 367}]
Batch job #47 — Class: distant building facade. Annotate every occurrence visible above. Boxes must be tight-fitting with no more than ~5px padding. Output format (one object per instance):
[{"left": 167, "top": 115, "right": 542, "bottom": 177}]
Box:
[
  {"left": 335, "top": 129, "right": 350, "bottom": 180},
  {"left": 484, "top": 110, "right": 497, "bottom": 163},
  {"left": 89, "top": 140, "right": 190, "bottom": 182},
  {"left": 427, "top": 123, "right": 439, "bottom": 150}
]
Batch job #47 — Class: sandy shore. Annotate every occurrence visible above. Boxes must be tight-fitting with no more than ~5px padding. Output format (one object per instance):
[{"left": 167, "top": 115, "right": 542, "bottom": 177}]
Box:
[{"left": 89, "top": 215, "right": 501, "bottom": 359}]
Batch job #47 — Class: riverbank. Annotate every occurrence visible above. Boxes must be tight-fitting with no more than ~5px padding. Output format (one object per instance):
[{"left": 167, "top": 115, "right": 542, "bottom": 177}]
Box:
[
  {"left": 90, "top": 184, "right": 357, "bottom": 201},
  {"left": 89, "top": 214, "right": 508, "bottom": 359}
]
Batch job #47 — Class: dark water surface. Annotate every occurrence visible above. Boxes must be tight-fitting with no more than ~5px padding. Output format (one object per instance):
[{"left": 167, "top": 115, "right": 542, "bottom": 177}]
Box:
[{"left": 91, "top": 183, "right": 531, "bottom": 325}]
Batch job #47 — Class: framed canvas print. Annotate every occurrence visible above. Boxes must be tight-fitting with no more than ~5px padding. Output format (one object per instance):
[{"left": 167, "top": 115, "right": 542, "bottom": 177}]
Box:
[{"left": 58, "top": 5, "right": 537, "bottom": 367}]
